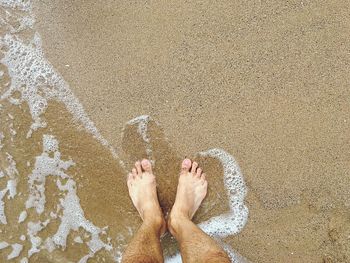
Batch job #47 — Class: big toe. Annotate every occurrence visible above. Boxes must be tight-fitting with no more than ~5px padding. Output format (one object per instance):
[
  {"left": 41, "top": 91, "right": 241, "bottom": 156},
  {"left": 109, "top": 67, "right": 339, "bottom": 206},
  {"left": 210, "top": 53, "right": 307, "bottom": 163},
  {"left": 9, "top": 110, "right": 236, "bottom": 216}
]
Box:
[
  {"left": 141, "top": 159, "right": 152, "bottom": 173},
  {"left": 181, "top": 158, "right": 192, "bottom": 173}
]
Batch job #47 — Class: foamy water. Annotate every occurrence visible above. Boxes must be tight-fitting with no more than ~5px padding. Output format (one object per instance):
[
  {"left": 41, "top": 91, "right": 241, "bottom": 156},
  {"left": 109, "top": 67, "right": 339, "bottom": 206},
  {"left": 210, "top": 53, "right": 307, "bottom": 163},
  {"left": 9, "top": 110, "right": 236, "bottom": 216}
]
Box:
[{"left": 0, "top": 1, "right": 249, "bottom": 262}]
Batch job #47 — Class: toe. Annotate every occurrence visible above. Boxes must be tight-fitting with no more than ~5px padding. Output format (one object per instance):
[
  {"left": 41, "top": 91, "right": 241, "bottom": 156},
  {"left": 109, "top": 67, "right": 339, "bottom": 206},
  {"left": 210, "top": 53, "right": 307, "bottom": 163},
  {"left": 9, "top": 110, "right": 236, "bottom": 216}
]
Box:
[
  {"left": 181, "top": 158, "right": 192, "bottom": 173},
  {"left": 141, "top": 159, "right": 152, "bottom": 173},
  {"left": 191, "top": 161, "right": 198, "bottom": 174},
  {"left": 135, "top": 161, "right": 142, "bottom": 174},
  {"left": 196, "top": 168, "right": 202, "bottom": 177},
  {"left": 132, "top": 168, "right": 137, "bottom": 177},
  {"left": 200, "top": 173, "right": 206, "bottom": 182}
]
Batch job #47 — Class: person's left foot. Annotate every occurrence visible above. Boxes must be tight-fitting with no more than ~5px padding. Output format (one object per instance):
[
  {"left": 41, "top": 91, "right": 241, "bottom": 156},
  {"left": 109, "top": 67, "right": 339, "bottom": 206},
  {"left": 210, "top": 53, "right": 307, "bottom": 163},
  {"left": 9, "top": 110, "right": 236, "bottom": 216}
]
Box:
[{"left": 127, "top": 159, "right": 166, "bottom": 235}]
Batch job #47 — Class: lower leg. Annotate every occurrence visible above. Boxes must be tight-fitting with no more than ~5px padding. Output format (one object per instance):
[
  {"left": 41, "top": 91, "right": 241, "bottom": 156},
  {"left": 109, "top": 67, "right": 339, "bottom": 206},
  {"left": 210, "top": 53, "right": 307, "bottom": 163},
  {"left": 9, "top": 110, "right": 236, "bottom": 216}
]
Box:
[
  {"left": 169, "top": 215, "right": 230, "bottom": 263},
  {"left": 122, "top": 160, "right": 166, "bottom": 263},
  {"left": 122, "top": 218, "right": 164, "bottom": 263},
  {"left": 168, "top": 159, "right": 230, "bottom": 263}
]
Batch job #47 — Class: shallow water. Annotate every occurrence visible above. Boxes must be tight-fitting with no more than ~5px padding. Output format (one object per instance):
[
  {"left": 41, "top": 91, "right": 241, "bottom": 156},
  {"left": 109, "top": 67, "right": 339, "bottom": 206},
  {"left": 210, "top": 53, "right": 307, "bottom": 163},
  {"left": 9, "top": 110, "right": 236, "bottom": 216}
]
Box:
[
  {"left": 0, "top": 1, "right": 249, "bottom": 262},
  {"left": 1, "top": 0, "right": 350, "bottom": 262}
]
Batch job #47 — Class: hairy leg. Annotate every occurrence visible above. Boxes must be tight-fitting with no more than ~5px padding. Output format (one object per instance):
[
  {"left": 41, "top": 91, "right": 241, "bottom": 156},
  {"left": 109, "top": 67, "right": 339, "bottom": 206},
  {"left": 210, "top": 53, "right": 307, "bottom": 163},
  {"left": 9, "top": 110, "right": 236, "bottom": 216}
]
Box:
[
  {"left": 122, "top": 160, "right": 166, "bottom": 263},
  {"left": 168, "top": 159, "right": 231, "bottom": 263},
  {"left": 122, "top": 219, "right": 164, "bottom": 263}
]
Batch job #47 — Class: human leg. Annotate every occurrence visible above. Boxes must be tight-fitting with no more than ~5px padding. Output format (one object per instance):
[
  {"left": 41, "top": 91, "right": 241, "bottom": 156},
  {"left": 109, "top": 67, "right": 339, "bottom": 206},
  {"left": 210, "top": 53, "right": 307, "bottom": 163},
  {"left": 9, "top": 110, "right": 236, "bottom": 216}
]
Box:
[
  {"left": 122, "top": 160, "right": 166, "bottom": 263},
  {"left": 168, "top": 159, "right": 231, "bottom": 263}
]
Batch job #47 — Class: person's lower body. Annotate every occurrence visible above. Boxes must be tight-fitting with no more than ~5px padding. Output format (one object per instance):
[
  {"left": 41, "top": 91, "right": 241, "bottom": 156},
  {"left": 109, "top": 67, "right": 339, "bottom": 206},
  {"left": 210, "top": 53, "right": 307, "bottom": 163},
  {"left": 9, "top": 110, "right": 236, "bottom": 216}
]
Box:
[{"left": 121, "top": 159, "right": 231, "bottom": 263}]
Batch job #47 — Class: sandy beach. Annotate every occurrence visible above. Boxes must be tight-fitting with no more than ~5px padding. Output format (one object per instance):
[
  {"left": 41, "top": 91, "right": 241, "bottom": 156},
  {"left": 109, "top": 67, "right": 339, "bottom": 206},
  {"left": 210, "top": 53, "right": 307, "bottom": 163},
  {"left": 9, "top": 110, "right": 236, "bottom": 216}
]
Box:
[{"left": 0, "top": 0, "right": 349, "bottom": 262}]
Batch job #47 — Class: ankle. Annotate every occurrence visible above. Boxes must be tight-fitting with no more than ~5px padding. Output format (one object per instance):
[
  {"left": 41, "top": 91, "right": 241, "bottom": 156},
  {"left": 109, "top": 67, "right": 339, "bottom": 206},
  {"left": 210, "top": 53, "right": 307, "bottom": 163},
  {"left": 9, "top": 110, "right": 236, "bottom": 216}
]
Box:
[
  {"left": 167, "top": 210, "right": 191, "bottom": 237},
  {"left": 143, "top": 213, "right": 166, "bottom": 235}
]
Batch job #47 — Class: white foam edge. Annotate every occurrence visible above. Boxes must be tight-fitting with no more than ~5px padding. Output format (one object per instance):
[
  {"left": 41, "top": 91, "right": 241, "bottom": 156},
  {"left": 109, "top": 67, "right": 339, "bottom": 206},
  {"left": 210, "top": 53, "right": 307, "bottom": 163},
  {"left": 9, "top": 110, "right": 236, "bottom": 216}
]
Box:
[
  {"left": 74, "top": 236, "right": 83, "bottom": 244},
  {"left": 1, "top": 2, "right": 116, "bottom": 260},
  {"left": 23, "top": 134, "right": 112, "bottom": 260},
  {"left": 127, "top": 115, "right": 151, "bottom": 143},
  {"left": 124, "top": 117, "right": 249, "bottom": 261},
  {"left": 0, "top": 188, "right": 8, "bottom": 224},
  {"left": 0, "top": 33, "right": 120, "bottom": 163},
  {"left": 25, "top": 134, "right": 74, "bottom": 214},
  {"left": 7, "top": 243, "right": 23, "bottom": 260},
  {"left": 165, "top": 148, "right": 248, "bottom": 263},
  {"left": 0, "top": 153, "right": 19, "bottom": 224},
  {"left": 0, "top": 241, "right": 9, "bottom": 249},
  {"left": 0, "top": 0, "right": 31, "bottom": 11},
  {"left": 18, "top": 210, "right": 27, "bottom": 223},
  {"left": 0, "top": 132, "right": 4, "bottom": 150},
  {"left": 126, "top": 115, "right": 154, "bottom": 160},
  {"left": 198, "top": 148, "right": 248, "bottom": 237}
]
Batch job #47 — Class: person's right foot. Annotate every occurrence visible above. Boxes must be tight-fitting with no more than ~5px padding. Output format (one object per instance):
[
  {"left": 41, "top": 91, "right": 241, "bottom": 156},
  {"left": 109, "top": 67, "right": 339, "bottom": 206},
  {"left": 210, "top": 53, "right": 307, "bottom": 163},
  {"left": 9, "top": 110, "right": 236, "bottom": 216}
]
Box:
[
  {"left": 127, "top": 159, "right": 166, "bottom": 235},
  {"left": 168, "top": 159, "right": 208, "bottom": 234}
]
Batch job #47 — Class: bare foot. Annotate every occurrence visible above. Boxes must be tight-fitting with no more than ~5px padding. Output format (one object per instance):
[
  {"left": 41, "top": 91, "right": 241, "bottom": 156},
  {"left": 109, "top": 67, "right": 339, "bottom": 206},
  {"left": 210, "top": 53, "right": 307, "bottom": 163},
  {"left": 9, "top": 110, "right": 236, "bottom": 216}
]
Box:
[
  {"left": 127, "top": 159, "right": 166, "bottom": 234},
  {"left": 168, "top": 159, "right": 208, "bottom": 234}
]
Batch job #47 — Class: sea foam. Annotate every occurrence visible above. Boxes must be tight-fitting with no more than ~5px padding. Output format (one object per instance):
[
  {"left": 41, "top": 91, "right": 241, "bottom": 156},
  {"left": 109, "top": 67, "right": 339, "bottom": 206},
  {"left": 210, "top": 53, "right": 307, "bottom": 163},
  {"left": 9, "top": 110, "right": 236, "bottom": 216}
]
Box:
[
  {"left": 0, "top": 0, "right": 249, "bottom": 261},
  {"left": 126, "top": 115, "right": 249, "bottom": 262},
  {"left": 24, "top": 135, "right": 112, "bottom": 262}
]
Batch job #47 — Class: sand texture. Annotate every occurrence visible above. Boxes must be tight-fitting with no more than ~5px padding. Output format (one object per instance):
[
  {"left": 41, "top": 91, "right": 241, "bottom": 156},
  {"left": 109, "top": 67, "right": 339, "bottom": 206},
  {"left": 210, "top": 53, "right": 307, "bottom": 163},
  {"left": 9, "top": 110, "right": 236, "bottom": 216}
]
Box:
[{"left": 0, "top": 0, "right": 349, "bottom": 262}]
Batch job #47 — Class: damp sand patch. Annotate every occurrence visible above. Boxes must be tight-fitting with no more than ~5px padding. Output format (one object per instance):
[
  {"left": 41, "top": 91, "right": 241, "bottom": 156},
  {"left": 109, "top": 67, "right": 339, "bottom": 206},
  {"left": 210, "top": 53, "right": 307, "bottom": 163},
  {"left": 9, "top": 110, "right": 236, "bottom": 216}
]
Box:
[{"left": 0, "top": 1, "right": 250, "bottom": 261}]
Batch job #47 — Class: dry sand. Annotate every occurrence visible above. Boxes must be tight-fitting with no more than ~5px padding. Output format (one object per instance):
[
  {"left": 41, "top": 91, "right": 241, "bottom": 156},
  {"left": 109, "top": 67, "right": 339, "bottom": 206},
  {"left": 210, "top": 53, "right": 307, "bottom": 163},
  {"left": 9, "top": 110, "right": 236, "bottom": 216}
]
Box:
[{"left": 0, "top": 0, "right": 349, "bottom": 262}]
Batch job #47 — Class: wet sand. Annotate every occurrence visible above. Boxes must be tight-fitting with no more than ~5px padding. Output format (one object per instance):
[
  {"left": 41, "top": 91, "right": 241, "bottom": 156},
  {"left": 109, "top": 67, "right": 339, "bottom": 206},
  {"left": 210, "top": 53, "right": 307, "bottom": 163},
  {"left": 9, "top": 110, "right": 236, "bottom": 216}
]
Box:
[
  {"left": 32, "top": 1, "right": 350, "bottom": 262},
  {"left": 0, "top": 0, "right": 349, "bottom": 262}
]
